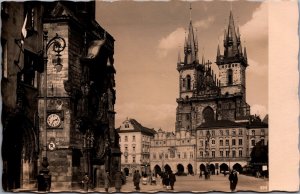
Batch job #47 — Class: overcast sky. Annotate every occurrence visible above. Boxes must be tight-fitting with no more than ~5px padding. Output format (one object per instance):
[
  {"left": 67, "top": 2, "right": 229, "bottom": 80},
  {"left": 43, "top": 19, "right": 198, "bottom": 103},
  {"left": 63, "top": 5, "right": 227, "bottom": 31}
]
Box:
[{"left": 95, "top": 0, "right": 268, "bottom": 131}]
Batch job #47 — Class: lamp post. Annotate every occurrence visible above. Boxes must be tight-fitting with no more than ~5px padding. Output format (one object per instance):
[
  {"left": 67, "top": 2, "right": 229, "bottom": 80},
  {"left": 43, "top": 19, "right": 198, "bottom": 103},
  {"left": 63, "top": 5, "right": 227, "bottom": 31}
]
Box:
[{"left": 38, "top": 31, "right": 66, "bottom": 191}]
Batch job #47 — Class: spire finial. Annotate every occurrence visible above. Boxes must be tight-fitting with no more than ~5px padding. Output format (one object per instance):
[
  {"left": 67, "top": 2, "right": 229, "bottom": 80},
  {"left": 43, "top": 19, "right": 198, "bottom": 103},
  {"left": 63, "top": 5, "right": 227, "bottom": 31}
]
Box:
[{"left": 189, "top": 3, "right": 192, "bottom": 21}]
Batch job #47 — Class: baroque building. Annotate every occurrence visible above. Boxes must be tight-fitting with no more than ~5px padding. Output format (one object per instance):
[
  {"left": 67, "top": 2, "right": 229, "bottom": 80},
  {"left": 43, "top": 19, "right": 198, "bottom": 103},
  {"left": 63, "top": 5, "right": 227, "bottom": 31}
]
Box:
[
  {"left": 150, "top": 10, "right": 268, "bottom": 175},
  {"left": 117, "top": 118, "right": 156, "bottom": 176},
  {"left": 2, "top": 1, "right": 120, "bottom": 191}
]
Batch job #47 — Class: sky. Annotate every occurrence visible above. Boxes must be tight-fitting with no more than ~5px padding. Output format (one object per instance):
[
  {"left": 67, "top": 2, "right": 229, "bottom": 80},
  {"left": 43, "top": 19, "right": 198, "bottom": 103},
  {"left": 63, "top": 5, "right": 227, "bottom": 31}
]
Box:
[{"left": 95, "top": 0, "right": 268, "bottom": 131}]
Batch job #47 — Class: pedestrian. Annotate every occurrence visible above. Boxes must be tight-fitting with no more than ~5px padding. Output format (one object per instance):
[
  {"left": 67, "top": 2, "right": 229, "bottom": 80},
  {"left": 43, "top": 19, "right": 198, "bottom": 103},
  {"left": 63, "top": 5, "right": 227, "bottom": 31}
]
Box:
[
  {"left": 115, "top": 170, "right": 122, "bottom": 192},
  {"left": 133, "top": 170, "right": 141, "bottom": 191},
  {"left": 228, "top": 169, "right": 238, "bottom": 192},
  {"left": 168, "top": 171, "right": 176, "bottom": 190},
  {"left": 199, "top": 171, "right": 202, "bottom": 178},
  {"left": 82, "top": 173, "right": 89, "bottom": 192},
  {"left": 103, "top": 171, "right": 111, "bottom": 193}
]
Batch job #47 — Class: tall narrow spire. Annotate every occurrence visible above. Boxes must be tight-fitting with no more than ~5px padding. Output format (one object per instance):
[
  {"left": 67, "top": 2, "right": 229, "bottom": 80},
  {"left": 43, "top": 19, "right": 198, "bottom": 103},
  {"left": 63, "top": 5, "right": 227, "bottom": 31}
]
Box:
[
  {"left": 189, "top": 3, "right": 192, "bottom": 21},
  {"left": 244, "top": 46, "right": 247, "bottom": 59},
  {"left": 177, "top": 49, "right": 181, "bottom": 66}
]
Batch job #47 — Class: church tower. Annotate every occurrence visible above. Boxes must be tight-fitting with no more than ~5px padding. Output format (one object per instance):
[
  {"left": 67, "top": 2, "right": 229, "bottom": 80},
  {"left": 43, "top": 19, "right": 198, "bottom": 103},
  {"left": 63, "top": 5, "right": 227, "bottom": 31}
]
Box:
[{"left": 216, "top": 11, "right": 248, "bottom": 100}]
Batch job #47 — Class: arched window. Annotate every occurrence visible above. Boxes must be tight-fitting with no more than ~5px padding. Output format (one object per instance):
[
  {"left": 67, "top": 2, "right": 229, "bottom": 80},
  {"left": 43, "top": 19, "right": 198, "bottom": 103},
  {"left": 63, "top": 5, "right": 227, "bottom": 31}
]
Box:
[
  {"left": 227, "top": 69, "right": 233, "bottom": 85},
  {"left": 186, "top": 75, "right": 191, "bottom": 90},
  {"left": 202, "top": 106, "right": 215, "bottom": 122}
]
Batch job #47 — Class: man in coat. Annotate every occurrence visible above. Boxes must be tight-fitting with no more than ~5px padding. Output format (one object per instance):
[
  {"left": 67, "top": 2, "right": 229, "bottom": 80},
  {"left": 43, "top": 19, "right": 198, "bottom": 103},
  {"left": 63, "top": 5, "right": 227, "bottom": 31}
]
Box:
[
  {"left": 168, "top": 171, "right": 176, "bottom": 190},
  {"left": 133, "top": 170, "right": 141, "bottom": 191},
  {"left": 114, "top": 171, "right": 123, "bottom": 192},
  {"left": 103, "top": 171, "right": 111, "bottom": 193},
  {"left": 228, "top": 169, "right": 238, "bottom": 192}
]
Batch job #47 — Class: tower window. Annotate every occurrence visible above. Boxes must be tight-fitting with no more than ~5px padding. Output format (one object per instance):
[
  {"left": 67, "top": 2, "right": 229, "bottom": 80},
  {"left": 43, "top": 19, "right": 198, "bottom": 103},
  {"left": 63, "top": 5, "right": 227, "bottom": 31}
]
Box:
[
  {"left": 186, "top": 75, "right": 191, "bottom": 90},
  {"left": 228, "top": 69, "right": 233, "bottom": 85},
  {"left": 203, "top": 106, "right": 214, "bottom": 122},
  {"left": 182, "top": 78, "right": 186, "bottom": 88}
]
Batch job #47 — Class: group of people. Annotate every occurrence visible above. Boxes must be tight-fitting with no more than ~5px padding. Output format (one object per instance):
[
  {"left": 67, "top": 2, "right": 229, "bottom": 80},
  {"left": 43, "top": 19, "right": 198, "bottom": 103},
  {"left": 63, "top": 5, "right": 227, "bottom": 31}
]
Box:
[{"left": 159, "top": 171, "right": 176, "bottom": 190}]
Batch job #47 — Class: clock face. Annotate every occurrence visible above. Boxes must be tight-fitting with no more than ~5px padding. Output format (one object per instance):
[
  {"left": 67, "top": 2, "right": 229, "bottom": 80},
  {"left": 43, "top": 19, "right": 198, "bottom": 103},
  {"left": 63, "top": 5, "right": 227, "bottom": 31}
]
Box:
[{"left": 47, "top": 114, "right": 61, "bottom": 128}]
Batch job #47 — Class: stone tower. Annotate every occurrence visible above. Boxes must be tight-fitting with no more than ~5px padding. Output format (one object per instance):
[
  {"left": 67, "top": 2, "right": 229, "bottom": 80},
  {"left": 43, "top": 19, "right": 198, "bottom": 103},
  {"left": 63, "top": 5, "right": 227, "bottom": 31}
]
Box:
[{"left": 216, "top": 11, "right": 248, "bottom": 100}]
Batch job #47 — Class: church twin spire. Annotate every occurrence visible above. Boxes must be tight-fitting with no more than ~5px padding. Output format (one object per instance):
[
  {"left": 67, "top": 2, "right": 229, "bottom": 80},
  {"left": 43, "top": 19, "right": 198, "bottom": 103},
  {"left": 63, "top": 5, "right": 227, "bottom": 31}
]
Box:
[{"left": 217, "top": 10, "right": 248, "bottom": 66}]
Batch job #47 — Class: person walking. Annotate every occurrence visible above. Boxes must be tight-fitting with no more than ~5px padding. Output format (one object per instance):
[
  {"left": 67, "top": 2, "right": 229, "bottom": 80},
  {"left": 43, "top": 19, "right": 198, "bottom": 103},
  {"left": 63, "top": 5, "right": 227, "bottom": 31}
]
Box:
[
  {"left": 103, "top": 171, "right": 111, "bottom": 193},
  {"left": 82, "top": 173, "right": 89, "bottom": 192},
  {"left": 133, "top": 170, "right": 141, "bottom": 191},
  {"left": 168, "top": 171, "right": 176, "bottom": 190},
  {"left": 228, "top": 169, "right": 238, "bottom": 192},
  {"left": 115, "top": 170, "right": 122, "bottom": 192}
]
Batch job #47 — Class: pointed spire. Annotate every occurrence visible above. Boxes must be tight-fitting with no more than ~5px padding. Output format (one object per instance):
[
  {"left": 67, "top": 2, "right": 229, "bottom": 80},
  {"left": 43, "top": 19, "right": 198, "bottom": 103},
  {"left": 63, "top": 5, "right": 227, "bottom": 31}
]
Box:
[
  {"left": 177, "top": 49, "right": 181, "bottom": 66},
  {"left": 217, "top": 44, "right": 220, "bottom": 57},
  {"left": 244, "top": 46, "right": 247, "bottom": 59},
  {"left": 189, "top": 3, "right": 192, "bottom": 22}
]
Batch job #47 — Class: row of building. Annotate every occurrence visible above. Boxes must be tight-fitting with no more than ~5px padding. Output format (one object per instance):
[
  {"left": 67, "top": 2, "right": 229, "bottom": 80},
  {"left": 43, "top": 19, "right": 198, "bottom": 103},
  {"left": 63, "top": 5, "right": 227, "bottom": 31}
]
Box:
[
  {"left": 117, "top": 10, "right": 268, "bottom": 177},
  {"left": 2, "top": 1, "right": 120, "bottom": 191}
]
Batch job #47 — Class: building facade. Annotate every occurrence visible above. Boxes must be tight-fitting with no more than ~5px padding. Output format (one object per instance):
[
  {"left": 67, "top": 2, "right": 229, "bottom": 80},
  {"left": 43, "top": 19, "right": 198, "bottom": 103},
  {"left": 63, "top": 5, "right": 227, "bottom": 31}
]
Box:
[
  {"left": 150, "top": 10, "right": 268, "bottom": 175},
  {"left": 117, "top": 118, "right": 156, "bottom": 176},
  {"left": 2, "top": 1, "right": 120, "bottom": 191}
]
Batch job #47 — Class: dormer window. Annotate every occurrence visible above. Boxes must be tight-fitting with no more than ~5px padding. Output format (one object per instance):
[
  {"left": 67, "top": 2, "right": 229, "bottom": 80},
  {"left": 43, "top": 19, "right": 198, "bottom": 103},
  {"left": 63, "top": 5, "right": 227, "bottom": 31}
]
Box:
[{"left": 125, "top": 123, "right": 129, "bottom": 128}]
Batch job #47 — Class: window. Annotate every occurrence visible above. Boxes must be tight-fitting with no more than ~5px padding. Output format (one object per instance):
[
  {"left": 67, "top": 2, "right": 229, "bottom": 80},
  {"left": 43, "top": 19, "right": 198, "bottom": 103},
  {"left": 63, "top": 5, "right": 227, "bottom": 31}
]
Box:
[
  {"left": 232, "top": 150, "right": 236, "bottom": 157},
  {"left": 186, "top": 114, "right": 190, "bottom": 120},
  {"left": 220, "top": 140, "right": 223, "bottom": 146},
  {"left": 132, "top": 156, "right": 136, "bottom": 163},
  {"left": 182, "top": 78, "right": 186, "bottom": 88},
  {"left": 159, "top": 153, "right": 163, "bottom": 159},
  {"left": 251, "top": 139, "right": 255, "bottom": 146},
  {"left": 226, "top": 130, "right": 229, "bottom": 136},
  {"left": 226, "top": 150, "right": 230, "bottom": 157},
  {"left": 252, "top": 130, "right": 255, "bottom": 136},
  {"left": 178, "top": 153, "right": 181, "bottom": 158},
  {"left": 239, "top": 139, "right": 243, "bottom": 145},
  {"left": 225, "top": 139, "right": 229, "bottom": 146},
  {"left": 133, "top": 135, "right": 135, "bottom": 142},
  {"left": 228, "top": 69, "right": 233, "bottom": 85},
  {"left": 239, "top": 150, "right": 243, "bottom": 157},
  {"left": 184, "top": 152, "right": 187, "bottom": 159},
  {"left": 212, "top": 139, "right": 215, "bottom": 145},
  {"left": 219, "top": 130, "right": 223, "bottom": 136},
  {"left": 1, "top": 39, "right": 8, "bottom": 78},
  {"left": 212, "top": 151, "right": 215, "bottom": 158},
  {"left": 239, "top": 129, "right": 243, "bottom": 135},
  {"left": 23, "top": 50, "right": 39, "bottom": 87},
  {"left": 125, "top": 156, "right": 128, "bottom": 163},
  {"left": 203, "top": 106, "right": 214, "bottom": 122},
  {"left": 200, "top": 151, "right": 203, "bottom": 157},
  {"left": 125, "top": 136, "right": 128, "bottom": 142},
  {"left": 212, "top": 130, "right": 215, "bottom": 136},
  {"left": 232, "top": 130, "right": 236, "bottom": 136},
  {"left": 220, "top": 151, "right": 223, "bottom": 157},
  {"left": 132, "top": 146, "right": 136, "bottom": 152},
  {"left": 125, "top": 146, "right": 128, "bottom": 152},
  {"left": 125, "top": 123, "right": 129, "bottom": 128},
  {"left": 232, "top": 139, "right": 236, "bottom": 146},
  {"left": 186, "top": 75, "right": 191, "bottom": 90},
  {"left": 200, "top": 141, "right": 203, "bottom": 147}
]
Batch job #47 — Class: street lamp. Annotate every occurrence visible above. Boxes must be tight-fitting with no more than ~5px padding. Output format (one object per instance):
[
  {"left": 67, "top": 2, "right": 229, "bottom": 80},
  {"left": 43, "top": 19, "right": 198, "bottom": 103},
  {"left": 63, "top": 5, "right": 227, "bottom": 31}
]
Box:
[{"left": 38, "top": 31, "right": 66, "bottom": 191}]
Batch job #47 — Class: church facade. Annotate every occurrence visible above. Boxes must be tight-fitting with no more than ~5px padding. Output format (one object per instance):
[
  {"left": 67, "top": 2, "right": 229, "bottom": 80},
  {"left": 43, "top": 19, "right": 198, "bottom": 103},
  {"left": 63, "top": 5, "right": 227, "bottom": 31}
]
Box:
[{"left": 150, "top": 10, "right": 268, "bottom": 175}]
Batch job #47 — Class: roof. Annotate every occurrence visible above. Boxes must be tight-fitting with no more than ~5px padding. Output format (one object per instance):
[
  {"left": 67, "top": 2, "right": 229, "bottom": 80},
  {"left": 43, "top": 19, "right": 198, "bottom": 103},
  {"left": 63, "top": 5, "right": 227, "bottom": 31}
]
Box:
[
  {"left": 129, "top": 119, "right": 156, "bottom": 136},
  {"left": 198, "top": 120, "right": 244, "bottom": 129},
  {"left": 116, "top": 119, "right": 156, "bottom": 136}
]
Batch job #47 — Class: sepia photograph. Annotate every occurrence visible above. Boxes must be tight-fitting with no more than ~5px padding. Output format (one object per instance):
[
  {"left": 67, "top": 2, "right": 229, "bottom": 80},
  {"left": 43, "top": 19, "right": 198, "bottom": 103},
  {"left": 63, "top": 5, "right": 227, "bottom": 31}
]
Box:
[{"left": 0, "top": 0, "right": 298, "bottom": 193}]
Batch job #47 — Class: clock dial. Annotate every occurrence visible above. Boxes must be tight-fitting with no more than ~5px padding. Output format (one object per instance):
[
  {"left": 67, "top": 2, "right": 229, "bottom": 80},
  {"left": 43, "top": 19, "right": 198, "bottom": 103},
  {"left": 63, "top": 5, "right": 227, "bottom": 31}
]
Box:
[{"left": 47, "top": 114, "right": 61, "bottom": 128}]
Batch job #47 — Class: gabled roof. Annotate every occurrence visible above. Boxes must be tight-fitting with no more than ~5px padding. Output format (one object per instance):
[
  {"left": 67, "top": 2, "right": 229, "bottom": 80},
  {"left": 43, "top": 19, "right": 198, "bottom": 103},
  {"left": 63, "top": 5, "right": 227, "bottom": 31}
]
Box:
[{"left": 129, "top": 119, "right": 156, "bottom": 136}]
